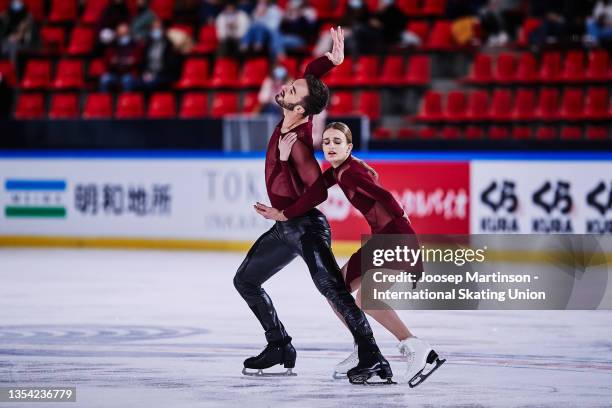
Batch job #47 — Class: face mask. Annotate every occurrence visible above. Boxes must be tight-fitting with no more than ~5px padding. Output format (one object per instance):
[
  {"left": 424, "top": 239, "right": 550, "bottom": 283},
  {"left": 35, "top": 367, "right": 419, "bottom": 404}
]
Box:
[
  {"left": 273, "top": 66, "right": 287, "bottom": 81},
  {"left": 151, "top": 29, "right": 163, "bottom": 40},
  {"left": 118, "top": 35, "right": 131, "bottom": 46},
  {"left": 11, "top": 1, "right": 24, "bottom": 11},
  {"left": 289, "top": 0, "right": 302, "bottom": 8},
  {"left": 349, "top": 0, "right": 362, "bottom": 8}
]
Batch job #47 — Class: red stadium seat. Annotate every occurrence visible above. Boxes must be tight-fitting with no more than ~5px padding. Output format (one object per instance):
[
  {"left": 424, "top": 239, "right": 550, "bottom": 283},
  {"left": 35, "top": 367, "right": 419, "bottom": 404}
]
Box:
[
  {"left": 418, "top": 127, "right": 437, "bottom": 139},
  {"left": 464, "top": 90, "right": 489, "bottom": 122},
  {"left": 560, "top": 126, "right": 582, "bottom": 140},
  {"left": 489, "top": 89, "right": 513, "bottom": 121},
  {"left": 444, "top": 91, "right": 467, "bottom": 121},
  {"left": 494, "top": 53, "right": 515, "bottom": 83},
  {"left": 406, "top": 21, "right": 430, "bottom": 45},
  {"left": 397, "top": 0, "right": 419, "bottom": 16},
  {"left": 325, "top": 57, "right": 353, "bottom": 87},
  {"left": 209, "top": 58, "right": 238, "bottom": 88},
  {"left": 535, "top": 126, "right": 556, "bottom": 140},
  {"left": 49, "top": 93, "right": 79, "bottom": 119},
  {"left": 328, "top": 91, "right": 354, "bottom": 116},
  {"left": 403, "top": 55, "right": 430, "bottom": 85},
  {"left": 87, "top": 58, "right": 106, "bottom": 79},
  {"left": 148, "top": 92, "right": 176, "bottom": 118},
  {"left": 465, "top": 125, "right": 484, "bottom": 139},
  {"left": 397, "top": 128, "right": 417, "bottom": 139},
  {"left": 534, "top": 88, "right": 559, "bottom": 121},
  {"left": 0, "top": 60, "right": 17, "bottom": 86},
  {"left": 52, "top": 60, "right": 84, "bottom": 89},
  {"left": 354, "top": 56, "right": 379, "bottom": 86},
  {"left": 586, "top": 126, "right": 608, "bottom": 140},
  {"left": 356, "top": 91, "right": 381, "bottom": 121},
  {"left": 176, "top": 58, "right": 209, "bottom": 89},
  {"left": 115, "top": 92, "right": 145, "bottom": 119},
  {"left": 539, "top": 51, "right": 561, "bottom": 83},
  {"left": 558, "top": 88, "right": 583, "bottom": 120},
  {"left": 179, "top": 92, "right": 208, "bottom": 118},
  {"left": 512, "top": 126, "right": 532, "bottom": 140},
  {"left": 67, "top": 26, "right": 96, "bottom": 55},
  {"left": 422, "top": 0, "right": 446, "bottom": 16},
  {"left": 193, "top": 25, "right": 218, "bottom": 54},
  {"left": 40, "top": 27, "right": 65, "bottom": 54},
  {"left": 309, "top": 0, "right": 340, "bottom": 19},
  {"left": 515, "top": 52, "right": 538, "bottom": 83},
  {"left": 82, "top": 0, "right": 109, "bottom": 24},
  {"left": 241, "top": 92, "right": 259, "bottom": 113},
  {"left": 14, "top": 93, "right": 45, "bottom": 119},
  {"left": 441, "top": 126, "right": 461, "bottom": 139},
  {"left": 583, "top": 88, "right": 609, "bottom": 120},
  {"left": 24, "top": 0, "right": 45, "bottom": 21},
  {"left": 415, "top": 90, "right": 442, "bottom": 121},
  {"left": 210, "top": 92, "right": 238, "bottom": 117},
  {"left": 511, "top": 88, "right": 536, "bottom": 120},
  {"left": 20, "top": 60, "right": 51, "bottom": 89},
  {"left": 586, "top": 50, "right": 609, "bottom": 82},
  {"left": 561, "top": 51, "right": 585, "bottom": 82},
  {"left": 489, "top": 126, "right": 510, "bottom": 139},
  {"left": 464, "top": 54, "right": 492, "bottom": 84},
  {"left": 425, "top": 21, "right": 455, "bottom": 51},
  {"left": 517, "top": 18, "right": 542, "bottom": 47},
  {"left": 239, "top": 58, "right": 269, "bottom": 87},
  {"left": 278, "top": 57, "right": 298, "bottom": 79},
  {"left": 378, "top": 55, "right": 404, "bottom": 86},
  {"left": 83, "top": 93, "right": 113, "bottom": 119},
  {"left": 48, "top": 0, "right": 78, "bottom": 22},
  {"left": 373, "top": 127, "right": 393, "bottom": 140},
  {"left": 151, "top": 0, "right": 174, "bottom": 20}
]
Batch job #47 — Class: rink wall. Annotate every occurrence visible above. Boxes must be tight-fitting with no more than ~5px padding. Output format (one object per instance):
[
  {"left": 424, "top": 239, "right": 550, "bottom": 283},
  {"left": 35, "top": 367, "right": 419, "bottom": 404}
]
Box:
[{"left": 1, "top": 151, "right": 611, "bottom": 255}]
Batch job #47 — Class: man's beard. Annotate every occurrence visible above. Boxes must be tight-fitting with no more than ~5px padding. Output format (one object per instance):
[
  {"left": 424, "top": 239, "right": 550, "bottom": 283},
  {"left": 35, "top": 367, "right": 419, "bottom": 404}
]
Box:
[{"left": 275, "top": 93, "right": 298, "bottom": 111}]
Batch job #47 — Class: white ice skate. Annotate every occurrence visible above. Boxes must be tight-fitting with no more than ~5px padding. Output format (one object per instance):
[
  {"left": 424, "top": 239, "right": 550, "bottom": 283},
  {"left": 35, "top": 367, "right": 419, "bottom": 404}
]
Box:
[
  {"left": 397, "top": 337, "right": 445, "bottom": 388},
  {"left": 331, "top": 345, "right": 358, "bottom": 379}
]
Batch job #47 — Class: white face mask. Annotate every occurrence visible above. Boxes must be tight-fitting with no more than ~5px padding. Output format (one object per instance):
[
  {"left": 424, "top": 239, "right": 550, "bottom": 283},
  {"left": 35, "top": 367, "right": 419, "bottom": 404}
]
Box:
[
  {"left": 151, "top": 29, "right": 163, "bottom": 40},
  {"left": 118, "top": 35, "right": 131, "bottom": 46},
  {"left": 349, "top": 0, "right": 362, "bottom": 8},
  {"left": 11, "top": 0, "right": 24, "bottom": 11},
  {"left": 273, "top": 66, "right": 287, "bottom": 81}
]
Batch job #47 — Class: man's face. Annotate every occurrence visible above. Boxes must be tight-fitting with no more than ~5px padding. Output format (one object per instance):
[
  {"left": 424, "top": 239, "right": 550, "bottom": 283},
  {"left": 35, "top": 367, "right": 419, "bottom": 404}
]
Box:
[{"left": 275, "top": 78, "right": 308, "bottom": 114}]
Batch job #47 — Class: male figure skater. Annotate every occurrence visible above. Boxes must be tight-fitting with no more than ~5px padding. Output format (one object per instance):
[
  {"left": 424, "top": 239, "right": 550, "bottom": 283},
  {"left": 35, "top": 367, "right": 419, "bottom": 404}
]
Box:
[{"left": 233, "top": 27, "right": 393, "bottom": 384}]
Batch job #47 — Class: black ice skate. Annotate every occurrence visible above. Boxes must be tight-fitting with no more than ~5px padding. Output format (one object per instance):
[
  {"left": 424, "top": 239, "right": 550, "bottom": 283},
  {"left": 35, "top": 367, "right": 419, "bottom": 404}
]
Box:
[
  {"left": 242, "top": 341, "right": 297, "bottom": 377},
  {"left": 347, "top": 347, "right": 396, "bottom": 385}
]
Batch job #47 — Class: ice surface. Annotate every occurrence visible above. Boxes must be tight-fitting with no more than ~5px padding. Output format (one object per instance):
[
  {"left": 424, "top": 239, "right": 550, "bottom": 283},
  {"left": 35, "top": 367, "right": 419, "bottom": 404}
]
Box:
[{"left": 1, "top": 248, "right": 611, "bottom": 407}]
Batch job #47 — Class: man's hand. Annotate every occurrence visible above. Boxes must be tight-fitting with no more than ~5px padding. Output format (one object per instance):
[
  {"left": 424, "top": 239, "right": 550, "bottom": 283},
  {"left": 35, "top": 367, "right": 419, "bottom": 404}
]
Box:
[
  {"left": 278, "top": 132, "right": 297, "bottom": 161},
  {"left": 325, "top": 26, "right": 344, "bottom": 66},
  {"left": 254, "top": 202, "right": 288, "bottom": 221}
]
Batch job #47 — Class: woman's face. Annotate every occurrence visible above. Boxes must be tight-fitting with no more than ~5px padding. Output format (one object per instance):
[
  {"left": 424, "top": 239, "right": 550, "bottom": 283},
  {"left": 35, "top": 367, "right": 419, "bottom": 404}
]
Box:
[{"left": 322, "top": 128, "right": 352, "bottom": 165}]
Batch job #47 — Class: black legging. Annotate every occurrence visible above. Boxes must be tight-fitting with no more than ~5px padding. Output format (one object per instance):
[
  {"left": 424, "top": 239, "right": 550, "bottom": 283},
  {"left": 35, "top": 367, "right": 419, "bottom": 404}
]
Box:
[{"left": 233, "top": 209, "right": 375, "bottom": 348}]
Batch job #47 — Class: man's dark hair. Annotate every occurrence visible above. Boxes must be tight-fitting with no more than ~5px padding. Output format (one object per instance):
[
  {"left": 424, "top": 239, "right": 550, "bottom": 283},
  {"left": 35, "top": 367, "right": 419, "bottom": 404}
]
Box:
[{"left": 301, "top": 74, "right": 329, "bottom": 117}]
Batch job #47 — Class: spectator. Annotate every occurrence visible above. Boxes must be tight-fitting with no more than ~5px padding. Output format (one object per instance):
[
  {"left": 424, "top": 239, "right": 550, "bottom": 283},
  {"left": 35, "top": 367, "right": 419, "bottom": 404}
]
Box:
[
  {"left": 240, "top": 0, "right": 283, "bottom": 56},
  {"left": 338, "top": 0, "right": 375, "bottom": 56},
  {"left": 0, "top": 0, "right": 37, "bottom": 63},
  {"left": 136, "top": 19, "right": 181, "bottom": 90},
  {"left": 100, "top": 23, "right": 143, "bottom": 92},
  {"left": 98, "top": 0, "right": 131, "bottom": 48},
  {"left": 271, "top": 0, "right": 317, "bottom": 59},
  {"left": 216, "top": 2, "right": 250, "bottom": 57},
  {"left": 257, "top": 62, "right": 291, "bottom": 114},
  {"left": 587, "top": 0, "right": 612, "bottom": 45},
  {"left": 370, "top": 0, "right": 409, "bottom": 45},
  {"left": 199, "top": 0, "right": 224, "bottom": 25},
  {"left": 479, "top": 0, "right": 509, "bottom": 46},
  {"left": 131, "top": 0, "right": 158, "bottom": 41}
]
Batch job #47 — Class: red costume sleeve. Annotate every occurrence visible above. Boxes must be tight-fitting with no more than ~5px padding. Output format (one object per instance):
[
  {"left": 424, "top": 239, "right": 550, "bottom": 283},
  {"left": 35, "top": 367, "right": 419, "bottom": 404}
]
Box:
[
  {"left": 303, "top": 56, "right": 335, "bottom": 78},
  {"left": 340, "top": 170, "right": 404, "bottom": 218}
]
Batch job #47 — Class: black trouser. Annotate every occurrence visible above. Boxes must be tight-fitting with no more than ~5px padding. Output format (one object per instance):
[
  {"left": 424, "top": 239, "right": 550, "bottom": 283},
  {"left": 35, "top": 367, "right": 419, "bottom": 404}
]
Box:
[{"left": 233, "top": 209, "right": 375, "bottom": 348}]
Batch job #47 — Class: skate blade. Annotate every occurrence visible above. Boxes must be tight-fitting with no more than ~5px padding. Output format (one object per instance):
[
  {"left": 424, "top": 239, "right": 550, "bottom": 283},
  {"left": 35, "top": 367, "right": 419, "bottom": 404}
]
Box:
[
  {"left": 408, "top": 357, "right": 446, "bottom": 388},
  {"left": 242, "top": 367, "right": 297, "bottom": 377},
  {"left": 332, "top": 371, "right": 348, "bottom": 380},
  {"left": 349, "top": 374, "right": 396, "bottom": 385}
]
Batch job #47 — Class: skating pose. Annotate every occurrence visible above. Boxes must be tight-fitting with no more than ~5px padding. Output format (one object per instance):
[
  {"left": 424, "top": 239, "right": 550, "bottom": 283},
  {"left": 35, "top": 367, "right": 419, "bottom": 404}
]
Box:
[
  {"left": 265, "top": 122, "right": 445, "bottom": 387},
  {"left": 234, "top": 27, "right": 394, "bottom": 385}
]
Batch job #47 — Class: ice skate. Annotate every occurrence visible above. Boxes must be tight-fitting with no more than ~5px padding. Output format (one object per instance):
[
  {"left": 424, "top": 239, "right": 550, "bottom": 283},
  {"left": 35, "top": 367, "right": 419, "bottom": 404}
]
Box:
[
  {"left": 397, "top": 337, "right": 445, "bottom": 388},
  {"left": 332, "top": 345, "right": 358, "bottom": 379},
  {"left": 347, "top": 346, "right": 395, "bottom": 385},
  {"left": 242, "top": 341, "right": 297, "bottom": 377}
]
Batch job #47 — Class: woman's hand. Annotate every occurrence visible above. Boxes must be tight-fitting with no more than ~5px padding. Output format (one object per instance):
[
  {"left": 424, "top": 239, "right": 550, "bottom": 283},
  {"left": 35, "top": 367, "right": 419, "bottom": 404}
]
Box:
[
  {"left": 325, "top": 26, "right": 344, "bottom": 66},
  {"left": 278, "top": 132, "right": 298, "bottom": 161},
  {"left": 254, "top": 202, "right": 288, "bottom": 221}
]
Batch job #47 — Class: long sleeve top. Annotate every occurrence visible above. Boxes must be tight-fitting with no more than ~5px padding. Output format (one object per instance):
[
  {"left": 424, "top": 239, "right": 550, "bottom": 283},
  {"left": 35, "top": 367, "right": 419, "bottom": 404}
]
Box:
[{"left": 264, "top": 56, "right": 335, "bottom": 218}]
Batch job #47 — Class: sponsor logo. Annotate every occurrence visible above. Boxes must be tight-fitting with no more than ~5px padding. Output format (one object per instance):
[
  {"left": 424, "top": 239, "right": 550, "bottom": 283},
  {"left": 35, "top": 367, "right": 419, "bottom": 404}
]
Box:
[
  {"left": 531, "top": 180, "right": 573, "bottom": 233},
  {"left": 586, "top": 181, "right": 612, "bottom": 234},
  {"left": 4, "top": 179, "right": 67, "bottom": 218},
  {"left": 478, "top": 180, "right": 519, "bottom": 232}
]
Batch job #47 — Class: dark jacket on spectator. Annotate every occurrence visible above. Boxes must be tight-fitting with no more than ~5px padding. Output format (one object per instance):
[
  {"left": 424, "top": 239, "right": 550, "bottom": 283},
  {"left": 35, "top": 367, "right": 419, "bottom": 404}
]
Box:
[
  {"left": 140, "top": 36, "right": 181, "bottom": 80},
  {"left": 104, "top": 39, "right": 143, "bottom": 75}
]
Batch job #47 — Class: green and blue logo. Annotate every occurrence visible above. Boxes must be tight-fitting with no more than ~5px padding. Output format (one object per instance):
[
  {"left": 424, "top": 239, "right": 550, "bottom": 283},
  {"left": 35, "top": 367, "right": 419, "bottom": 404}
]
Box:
[{"left": 4, "top": 179, "right": 67, "bottom": 218}]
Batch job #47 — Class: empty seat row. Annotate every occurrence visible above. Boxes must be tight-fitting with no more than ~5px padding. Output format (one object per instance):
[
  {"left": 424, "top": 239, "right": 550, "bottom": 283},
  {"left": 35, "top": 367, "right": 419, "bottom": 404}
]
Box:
[
  {"left": 374, "top": 125, "right": 609, "bottom": 141},
  {"left": 464, "top": 50, "right": 611, "bottom": 85},
  {"left": 414, "top": 88, "right": 611, "bottom": 122},
  {"left": 327, "top": 91, "right": 382, "bottom": 120},
  {"left": 13, "top": 91, "right": 260, "bottom": 119}
]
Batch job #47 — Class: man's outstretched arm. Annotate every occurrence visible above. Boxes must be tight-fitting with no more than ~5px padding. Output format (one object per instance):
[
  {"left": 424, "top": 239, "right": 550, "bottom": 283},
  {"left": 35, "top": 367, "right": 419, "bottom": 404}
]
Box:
[{"left": 303, "top": 26, "right": 344, "bottom": 78}]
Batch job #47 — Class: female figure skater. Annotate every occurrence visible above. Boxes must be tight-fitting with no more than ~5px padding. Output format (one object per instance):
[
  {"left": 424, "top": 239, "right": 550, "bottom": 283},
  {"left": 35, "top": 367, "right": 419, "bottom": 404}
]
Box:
[{"left": 266, "top": 122, "right": 445, "bottom": 386}]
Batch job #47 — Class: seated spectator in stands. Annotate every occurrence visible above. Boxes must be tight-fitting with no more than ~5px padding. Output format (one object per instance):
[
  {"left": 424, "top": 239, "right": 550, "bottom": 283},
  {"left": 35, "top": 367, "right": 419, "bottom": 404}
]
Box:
[
  {"left": 257, "top": 62, "right": 291, "bottom": 114},
  {"left": 131, "top": 0, "right": 158, "bottom": 41},
  {"left": 0, "top": 0, "right": 36, "bottom": 63},
  {"left": 240, "top": 0, "right": 283, "bottom": 56},
  {"left": 528, "top": 0, "right": 567, "bottom": 46},
  {"left": 370, "top": 0, "right": 408, "bottom": 46},
  {"left": 136, "top": 19, "right": 181, "bottom": 90},
  {"left": 336, "top": 0, "right": 376, "bottom": 56},
  {"left": 100, "top": 23, "right": 143, "bottom": 92},
  {"left": 587, "top": 0, "right": 612, "bottom": 45},
  {"left": 199, "top": 0, "right": 224, "bottom": 25},
  {"left": 479, "top": 0, "right": 509, "bottom": 46},
  {"left": 216, "top": 1, "right": 250, "bottom": 56},
  {"left": 271, "top": 0, "right": 317, "bottom": 59},
  {"left": 98, "top": 0, "right": 132, "bottom": 50}
]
